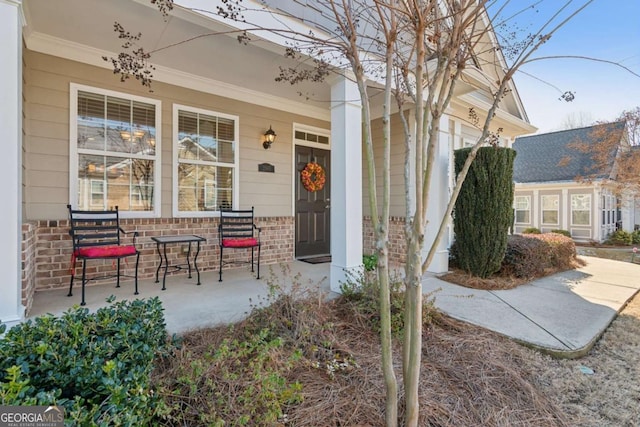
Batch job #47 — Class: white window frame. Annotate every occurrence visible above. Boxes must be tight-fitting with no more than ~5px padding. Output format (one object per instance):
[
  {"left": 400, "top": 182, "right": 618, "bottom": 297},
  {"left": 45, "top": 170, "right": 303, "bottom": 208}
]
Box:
[
  {"left": 69, "top": 83, "right": 161, "bottom": 218},
  {"left": 541, "top": 194, "right": 559, "bottom": 225},
  {"left": 514, "top": 195, "right": 531, "bottom": 224},
  {"left": 571, "top": 194, "right": 591, "bottom": 226},
  {"left": 173, "top": 104, "right": 240, "bottom": 217}
]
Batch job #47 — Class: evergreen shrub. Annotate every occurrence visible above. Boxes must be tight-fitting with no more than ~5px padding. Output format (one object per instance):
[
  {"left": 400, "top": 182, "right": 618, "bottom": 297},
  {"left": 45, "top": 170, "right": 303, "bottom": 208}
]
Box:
[
  {"left": 605, "top": 230, "right": 632, "bottom": 245},
  {"left": 522, "top": 227, "right": 541, "bottom": 234},
  {"left": 0, "top": 297, "right": 169, "bottom": 425},
  {"left": 452, "top": 146, "right": 516, "bottom": 278},
  {"left": 550, "top": 229, "right": 571, "bottom": 238}
]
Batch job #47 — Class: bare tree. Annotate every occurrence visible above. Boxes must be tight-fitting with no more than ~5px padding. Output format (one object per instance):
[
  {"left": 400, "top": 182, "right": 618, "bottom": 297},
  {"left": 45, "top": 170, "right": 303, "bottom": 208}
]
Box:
[
  {"left": 567, "top": 107, "right": 640, "bottom": 194},
  {"left": 106, "top": 0, "right": 608, "bottom": 425},
  {"left": 560, "top": 111, "right": 595, "bottom": 130}
]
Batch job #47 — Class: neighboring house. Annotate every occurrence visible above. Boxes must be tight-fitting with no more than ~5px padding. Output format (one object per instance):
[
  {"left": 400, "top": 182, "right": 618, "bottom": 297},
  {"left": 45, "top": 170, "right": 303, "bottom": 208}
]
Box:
[
  {"left": 0, "top": 0, "right": 535, "bottom": 326},
  {"left": 512, "top": 121, "right": 638, "bottom": 242}
]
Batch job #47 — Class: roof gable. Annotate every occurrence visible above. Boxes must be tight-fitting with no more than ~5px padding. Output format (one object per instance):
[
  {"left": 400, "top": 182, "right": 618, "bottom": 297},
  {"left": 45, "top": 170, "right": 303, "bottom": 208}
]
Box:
[{"left": 513, "top": 121, "right": 626, "bottom": 183}]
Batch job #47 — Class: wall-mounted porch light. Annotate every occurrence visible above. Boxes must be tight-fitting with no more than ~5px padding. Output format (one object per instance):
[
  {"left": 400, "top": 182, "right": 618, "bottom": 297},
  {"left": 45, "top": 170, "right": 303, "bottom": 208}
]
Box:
[{"left": 262, "top": 125, "right": 277, "bottom": 149}]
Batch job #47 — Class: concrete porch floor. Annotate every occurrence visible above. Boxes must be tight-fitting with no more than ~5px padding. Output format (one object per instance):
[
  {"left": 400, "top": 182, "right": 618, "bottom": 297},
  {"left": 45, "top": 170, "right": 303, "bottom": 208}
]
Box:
[{"left": 29, "top": 261, "right": 334, "bottom": 335}]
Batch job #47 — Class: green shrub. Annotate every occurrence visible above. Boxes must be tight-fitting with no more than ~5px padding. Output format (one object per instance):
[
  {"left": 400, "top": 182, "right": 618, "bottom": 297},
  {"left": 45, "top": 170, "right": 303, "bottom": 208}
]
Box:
[
  {"left": 340, "top": 270, "right": 406, "bottom": 336},
  {"left": 0, "top": 297, "right": 170, "bottom": 425},
  {"left": 605, "top": 230, "right": 632, "bottom": 245},
  {"left": 551, "top": 229, "right": 571, "bottom": 238},
  {"left": 363, "top": 253, "right": 378, "bottom": 271},
  {"left": 633, "top": 229, "right": 640, "bottom": 244},
  {"left": 452, "top": 147, "right": 516, "bottom": 278},
  {"left": 522, "top": 227, "right": 541, "bottom": 234}
]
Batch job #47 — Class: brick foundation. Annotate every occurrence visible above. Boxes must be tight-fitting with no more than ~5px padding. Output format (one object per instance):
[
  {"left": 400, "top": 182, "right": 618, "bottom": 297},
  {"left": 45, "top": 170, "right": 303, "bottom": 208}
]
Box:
[
  {"left": 363, "top": 216, "right": 407, "bottom": 264},
  {"left": 24, "top": 216, "right": 294, "bottom": 315}
]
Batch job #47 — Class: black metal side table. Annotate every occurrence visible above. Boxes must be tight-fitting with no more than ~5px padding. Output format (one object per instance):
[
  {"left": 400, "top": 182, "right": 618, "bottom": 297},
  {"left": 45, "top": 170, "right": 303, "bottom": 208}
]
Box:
[{"left": 151, "top": 235, "right": 206, "bottom": 290}]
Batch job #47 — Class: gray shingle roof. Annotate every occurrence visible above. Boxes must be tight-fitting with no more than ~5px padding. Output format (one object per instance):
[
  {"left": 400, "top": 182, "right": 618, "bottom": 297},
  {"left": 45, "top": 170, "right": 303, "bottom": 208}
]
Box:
[{"left": 512, "top": 121, "right": 626, "bottom": 183}]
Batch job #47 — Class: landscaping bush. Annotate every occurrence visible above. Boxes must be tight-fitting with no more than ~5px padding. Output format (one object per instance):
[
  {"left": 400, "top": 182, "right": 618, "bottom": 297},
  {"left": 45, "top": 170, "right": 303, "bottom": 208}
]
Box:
[
  {"left": 605, "top": 230, "right": 633, "bottom": 245},
  {"left": 501, "top": 235, "right": 548, "bottom": 278},
  {"left": 527, "top": 233, "right": 577, "bottom": 270},
  {"left": 551, "top": 229, "right": 572, "bottom": 238},
  {"left": 633, "top": 229, "right": 640, "bottom": 244},
  {"left": 501, "top": 233, "right": 577, "bottom": 278},
  {"left": 522, "top": 227, "right": 541, "bottom": 234},
  {"left": 452, "top": 146, "right": 516, "bottom": 278},
  {"left": 0, "top": 297, "right": 170, "bottom": 425}
]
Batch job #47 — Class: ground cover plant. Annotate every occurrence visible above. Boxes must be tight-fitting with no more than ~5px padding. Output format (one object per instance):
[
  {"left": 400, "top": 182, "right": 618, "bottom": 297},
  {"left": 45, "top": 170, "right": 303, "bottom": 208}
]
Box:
[{"left": 0, "top": 297, "right": 170, "bottom": 425}]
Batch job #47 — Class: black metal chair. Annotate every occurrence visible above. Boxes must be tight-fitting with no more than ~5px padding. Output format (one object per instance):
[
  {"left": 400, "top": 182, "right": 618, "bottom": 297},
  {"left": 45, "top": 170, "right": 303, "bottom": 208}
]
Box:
[
  {"left": 67, "top": 204, "right": 140, "bottom": 305},
  {"left": 218, "top": 207, "right": 261, "bottom": 281}
]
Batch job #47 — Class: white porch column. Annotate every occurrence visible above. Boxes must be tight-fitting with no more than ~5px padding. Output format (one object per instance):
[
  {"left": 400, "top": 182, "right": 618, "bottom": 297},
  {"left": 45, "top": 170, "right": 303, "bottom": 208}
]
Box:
[
  {"left": 0, "top": 0, "right": 24, "bottom": 328},
  {"left": 532, "top": 189, "right": 539, "bottom": 228},
  {"left": 329, "top": 75, "right": 363, "bottom": 293},
  {"left": 422, "top": 114, "right": 451, "bottom": 273},
  {"left": 561, "top": 188, "right": 569, "bottom": 231}
]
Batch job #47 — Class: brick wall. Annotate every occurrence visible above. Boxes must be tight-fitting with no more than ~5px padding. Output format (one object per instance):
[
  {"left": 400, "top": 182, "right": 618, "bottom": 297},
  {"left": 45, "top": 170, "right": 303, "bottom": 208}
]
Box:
[
  {"left": 24, "top": 216, "right": 294, "bottom": 313},
  {"left": 363, "top": 216, "right": 407, "bottom": 264},
  {"left": 21, "top": 222, "right": 37, "bottom": 316}
]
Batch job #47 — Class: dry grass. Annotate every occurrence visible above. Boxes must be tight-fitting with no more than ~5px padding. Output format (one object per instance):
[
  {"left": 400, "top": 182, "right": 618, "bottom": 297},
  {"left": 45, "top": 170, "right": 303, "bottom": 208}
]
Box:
[
  {"left": 153, "top": 285, "right": 569, "bottom": 426},
  {"left": 517, "top": 293, "right": 640, "bottom": 426},
  {"left": 152, "top": 249, "right": 639, "bottom": 426},
  {"left": 439, "top": 261, "right": 584, "bottom": 291}
]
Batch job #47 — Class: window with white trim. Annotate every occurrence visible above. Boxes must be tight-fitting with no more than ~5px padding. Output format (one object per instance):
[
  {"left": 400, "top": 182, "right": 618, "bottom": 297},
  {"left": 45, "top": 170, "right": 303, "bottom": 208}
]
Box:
[
  {"left": 71, "top": 84, "right": 160, "bottom": 214},
  {"left": 514, "top": 195, "right": 530, "bottom": 224},
  {"left": 174, "top": 105, "right": 238, "bottom": 215},
  {"left": 571, "top": 194, "right": 591, "bottom": 226},
  {"left": 541, "top": 195, "right": 559, "bottom": 225}
]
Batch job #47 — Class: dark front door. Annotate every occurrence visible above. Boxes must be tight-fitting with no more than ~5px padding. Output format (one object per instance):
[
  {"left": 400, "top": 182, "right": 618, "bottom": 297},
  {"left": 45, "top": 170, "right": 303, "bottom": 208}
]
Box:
[{"left": 295, "top": 146, "right": 330, "bottom": 258}]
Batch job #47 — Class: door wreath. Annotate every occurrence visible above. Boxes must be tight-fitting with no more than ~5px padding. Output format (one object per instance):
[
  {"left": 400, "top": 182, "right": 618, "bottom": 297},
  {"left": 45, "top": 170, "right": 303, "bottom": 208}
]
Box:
[{"left": 301, "top": 162, "right": 326, "bottom": 192}]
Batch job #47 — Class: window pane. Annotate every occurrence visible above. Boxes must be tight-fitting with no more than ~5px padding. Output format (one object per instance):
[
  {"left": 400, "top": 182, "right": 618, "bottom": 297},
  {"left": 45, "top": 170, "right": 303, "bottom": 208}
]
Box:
[
  {"left": 218, "top": 117, "right": 235, "bottom": 141},
  {"left": 77, "top": 91, "right": 106, "bottom": 151},
  {"left": 106, "top": 96, "right": 133, "bottom": 153},
  {"left": 542, "top": 211, "right": 558, "bottom": 224},
  {"left": 542, "top": 195, "right": 558, "bottom": 209},
  {"left": 217, "top": 166, "right": 233, "bottom": 210},
  {"left": 516, "top": 211, "right": 530, "bottom": 223},
  {"left": 571, "top": 194, "right": 590, "bottom": 210},
  {"left": 199, "top": 114, "right": 217, "bottom": 161},
  {"left": 572, "top": 211, "right": 589, "bottom": 225},
  {"left": 515, "top": 196, "right": 529, "bottom": 210},
  {"left": 218, "top": 140, "right": 234, "bottom": 163}
]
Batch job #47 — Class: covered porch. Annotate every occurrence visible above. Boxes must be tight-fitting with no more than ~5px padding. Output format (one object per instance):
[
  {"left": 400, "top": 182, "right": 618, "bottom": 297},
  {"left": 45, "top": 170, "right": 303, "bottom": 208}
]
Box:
[{"left": 28, "top": 260, "right": 333, "bottom": 335}]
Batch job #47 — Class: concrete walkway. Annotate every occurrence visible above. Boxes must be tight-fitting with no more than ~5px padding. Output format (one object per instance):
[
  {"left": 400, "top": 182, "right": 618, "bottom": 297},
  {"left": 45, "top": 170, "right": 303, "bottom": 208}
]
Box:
[
  {"left": 28, "top": 255, "right": 640, "bottom": 358},
  {"left": 423, "top": 255, "right": 640, "bottom": 357}
]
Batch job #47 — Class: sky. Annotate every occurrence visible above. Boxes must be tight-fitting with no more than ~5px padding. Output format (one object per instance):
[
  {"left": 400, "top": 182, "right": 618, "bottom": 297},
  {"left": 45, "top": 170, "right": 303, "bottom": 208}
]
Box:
[{"left": 498, "top": 0, "right": 640, "bottom": 134}]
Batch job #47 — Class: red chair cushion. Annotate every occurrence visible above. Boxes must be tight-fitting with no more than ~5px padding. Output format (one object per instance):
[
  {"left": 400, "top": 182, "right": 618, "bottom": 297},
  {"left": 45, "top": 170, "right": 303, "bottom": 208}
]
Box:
[
  {"left": 222, "top": 238, "right": 258, "bottom": 248},
  {"left": 75, "top": 245, "right": 138, "bottom": 258}
]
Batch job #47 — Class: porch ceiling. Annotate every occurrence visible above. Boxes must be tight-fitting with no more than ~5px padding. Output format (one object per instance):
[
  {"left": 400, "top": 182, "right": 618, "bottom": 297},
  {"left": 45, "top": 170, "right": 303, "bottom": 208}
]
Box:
[{"left": 23, "top": 0, "right": 332, "bottom": 114}]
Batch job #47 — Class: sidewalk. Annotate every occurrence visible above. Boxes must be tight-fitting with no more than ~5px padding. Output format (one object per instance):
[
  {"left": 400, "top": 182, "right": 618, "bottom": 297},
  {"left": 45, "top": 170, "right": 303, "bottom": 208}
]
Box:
[{"left": 423, "top": 255, "right": 640, "bottom": 358}]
